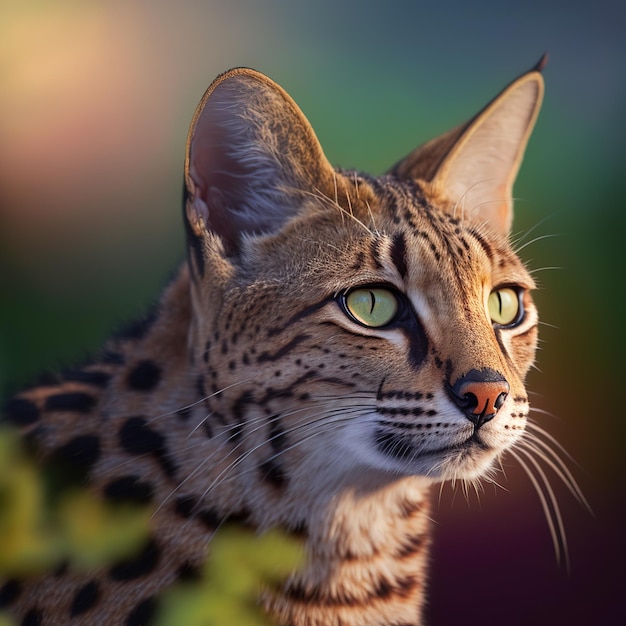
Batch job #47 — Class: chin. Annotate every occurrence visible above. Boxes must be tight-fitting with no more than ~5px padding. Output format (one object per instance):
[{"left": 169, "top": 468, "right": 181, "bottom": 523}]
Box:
[{"left": 426, "top": 443, "right": 500, "bottom": 481}]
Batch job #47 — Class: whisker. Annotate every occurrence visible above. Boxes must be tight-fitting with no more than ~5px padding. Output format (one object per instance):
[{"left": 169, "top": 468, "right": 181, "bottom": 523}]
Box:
[
  {"left": 303, "top": 186, "right": 375, "bottom": 236},
  {"left": 513, "top": 233, "right": 559, "bottom": 254},
  {"left": 452, "top": 179, "right": 497, "bottom": 222},
  {"left": 527, "top": 406, "right": 556, "bottom": 418},
  {"left": 521, "top": 429, "right": 591, "bottom": 514},
  {"left": 528, "top": 266, "right": 563, "bottom": 275},
  {"left": 538, "top": 320, "right": 559, "bottom": 329},
  {"left": 508, "top": 448, "right": 568, "bottom": 570},
  {"left": 147, "top": 379, "right": 252, "bottom": 424},
  {"left": 160, "top": 399, "right": 373, "bottom": 516},
  {"left": 510, "top": 214, "right": 558, "bottom": 249},
  {"left": 525, "top": 420, "right": 582, "bottom": 466},
  {"left": 198, "top": 408, "right": 363, "bottom": 500}
]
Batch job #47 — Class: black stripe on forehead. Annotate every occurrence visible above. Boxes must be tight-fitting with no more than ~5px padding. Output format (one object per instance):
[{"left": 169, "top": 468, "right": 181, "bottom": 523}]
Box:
[
  {"left": 369, "top": 238, "right": 384, "bottom": 270},
  {"left": 467, "top": 227, "right": 494, "bottom": 260},
  {"left": 389, "top": 232, "right": 408, "bottom": 279}
]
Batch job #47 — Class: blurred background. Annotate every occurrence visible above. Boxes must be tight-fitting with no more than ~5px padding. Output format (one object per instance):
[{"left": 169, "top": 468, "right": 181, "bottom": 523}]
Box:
[{"left": 1, "top": 0, "right": 624, "bottom": 623}]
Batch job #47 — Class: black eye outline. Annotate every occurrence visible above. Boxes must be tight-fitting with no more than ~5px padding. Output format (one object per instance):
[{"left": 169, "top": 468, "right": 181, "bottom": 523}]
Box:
[
  {"left": 339, "top": 284, "right": 406, "bottom": 329},
  {"left": 489, "top": 286, "right": 525, "bottom": 329}
]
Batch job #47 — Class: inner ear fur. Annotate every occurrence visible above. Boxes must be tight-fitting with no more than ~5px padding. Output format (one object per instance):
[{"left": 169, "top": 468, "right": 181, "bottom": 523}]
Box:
[
  {"left": 184, "top": 68, "right": 339, "bottom": 255},
  {"left": 392, "top": 60, "right": 545, "bottom": 235}
]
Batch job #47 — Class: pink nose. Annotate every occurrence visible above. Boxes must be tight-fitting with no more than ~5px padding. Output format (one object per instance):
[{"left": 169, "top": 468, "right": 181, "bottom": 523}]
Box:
[
  {"left": 457, "top": 380, "right": 509, "bottom": 418},
  {"left": 448, "top": 370, "right": 510, "bottom": 428}
]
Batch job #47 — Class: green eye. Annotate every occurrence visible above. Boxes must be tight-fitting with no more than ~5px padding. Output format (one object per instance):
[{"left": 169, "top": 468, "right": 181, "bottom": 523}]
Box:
[
  {"left": 344, "top": 287, "right": 399, "bottom": 328},
  {"left": 488, "top": 288, "right": 521, "bottom": 326}
]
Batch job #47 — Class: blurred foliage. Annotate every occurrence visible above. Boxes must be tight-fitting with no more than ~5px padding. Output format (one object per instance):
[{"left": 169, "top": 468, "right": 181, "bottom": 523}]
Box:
[
  {"left": 0, "top": 428, "right": 150, "bottom": 576},
  {"left": 156, "top": 527, "right": 304, "bottom": 626},
  {"left": 0, "top": 428, "right": 303, "bottom": 625},
  {"left": 0, "top": 614, "right": 14, "bottom": 626}
]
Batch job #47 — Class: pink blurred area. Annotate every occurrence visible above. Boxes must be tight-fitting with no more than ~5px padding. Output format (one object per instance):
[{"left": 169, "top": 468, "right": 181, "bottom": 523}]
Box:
[{"left": 0, "top": 2, "right": 270, "bottom": 284}]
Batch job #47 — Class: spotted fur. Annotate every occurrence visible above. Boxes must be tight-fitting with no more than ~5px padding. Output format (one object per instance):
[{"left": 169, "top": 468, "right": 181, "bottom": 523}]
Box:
[{"left": 2, "top": 60, "right": 546, "bottom": 625}]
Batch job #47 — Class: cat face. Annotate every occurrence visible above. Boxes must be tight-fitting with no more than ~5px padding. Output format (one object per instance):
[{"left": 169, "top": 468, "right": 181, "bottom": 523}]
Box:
[{"left": 183, "top": 67, "right": 542, "bottom": 489}]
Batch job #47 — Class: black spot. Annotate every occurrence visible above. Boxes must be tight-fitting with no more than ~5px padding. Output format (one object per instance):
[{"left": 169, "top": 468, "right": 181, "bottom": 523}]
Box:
[
  {"left": 118, "top": 417, "right": 178, "bottom": 479},
  {"left": 291, "top": 520, "right": 309, "bottom": 539},
  {"left": 199, "top": 508, "right": 221, "bottom": 529},
  {"left": 62, "top": 369, "right": 112, "bottom": 387},
  {"left": 109, "top": 538, "right": 160, "bottom": 581},
  {"left": 103, "top": 475, "right": 154, "bottom": 505},
  {"left": 203, "top": 420, "right": 213, "bottom": 439},
  {"left": 127, "top": 360, "right": 162, "bottom": 391},
  {"left": 177, "top": 562, "right": 202, "bottom": 582},
  {"left": 195, "top": 374, "right": 206, "bottom": 399},
  {"left": 174, "top": 495, "right": 197, "bottom": 518},
  {"left": 269, "top": 416, "right": 287, "bottom": 454},
  {"left": 228, "top": 422, "right": 243, "bottom": 443},
  {"left": 2, "top": 396, "right": 39, "bottom": 426},
  {"left": 21, "top": 609, "right": 43, "bottom": 626},
  {"left": 259, "top": 458, "right": 288, "bottom": 489},
  {"left": 70, "top": 580, "right": 100, "bottom": 616},
  {"left": 45, "top": 392, "right": 96, "bottom": 413},
  {"left": 118, "top": 417, "right": 163, "bottom": 455},
  {"left": 231, "top": 391, "right": 254, "bottom": 439},
  {"left": 350, "top": 250, "right": 366, "bottom": 271},
  {"left": 125, "top": 596, "right": 157, "bottom": 626},
  {"left": 0, "top": 579, "right": 22, "bottom": 608},
  {"left": 53, "top": 560, "right": 70, "bottom": 577},
  {"left": 52, "top": 434, "right": 101, "bottom": 475}
]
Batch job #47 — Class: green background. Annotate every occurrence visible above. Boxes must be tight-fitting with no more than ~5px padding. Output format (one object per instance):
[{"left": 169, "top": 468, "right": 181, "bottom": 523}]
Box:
[{"left": 1, "top": 1, "right": 624, "bottom": 624}]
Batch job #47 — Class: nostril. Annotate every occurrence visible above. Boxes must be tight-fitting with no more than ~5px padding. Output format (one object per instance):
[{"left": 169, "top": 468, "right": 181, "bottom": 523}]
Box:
[
  {"left": 459, "top": 392, "right": 478, "bottom": 412},
  {"left": 494, "top": 391, "right": 508, "bottom": 411}
]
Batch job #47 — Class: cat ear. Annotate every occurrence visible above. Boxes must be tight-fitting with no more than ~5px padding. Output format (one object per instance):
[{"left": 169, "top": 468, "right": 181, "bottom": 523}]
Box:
[
  {"left": 392, "top": 57, "right": 545, "bottom": 234},
  {"left": 184, "top": 68, "right": 336, "bottom": 255}
]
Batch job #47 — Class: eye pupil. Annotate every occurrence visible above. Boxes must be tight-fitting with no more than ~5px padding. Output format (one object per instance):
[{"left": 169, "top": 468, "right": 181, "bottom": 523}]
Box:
[{"left": 344, "top": 287, "right": 399, "bottom": 328}]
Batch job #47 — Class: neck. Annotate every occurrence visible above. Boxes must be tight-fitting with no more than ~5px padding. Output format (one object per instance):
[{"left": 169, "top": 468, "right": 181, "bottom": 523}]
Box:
[{"left": 266, "top": 475, "right": 431, "bottom": 626}]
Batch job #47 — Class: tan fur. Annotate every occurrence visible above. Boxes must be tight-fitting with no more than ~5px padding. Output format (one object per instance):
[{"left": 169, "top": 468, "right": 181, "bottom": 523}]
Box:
[{"left": 2, "top": 62, "right": 544, "bottom": 625}]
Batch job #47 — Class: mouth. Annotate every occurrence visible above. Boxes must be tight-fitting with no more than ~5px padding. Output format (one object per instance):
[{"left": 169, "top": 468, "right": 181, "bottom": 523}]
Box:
[{"left": 375, "top": 429, "right": 490, "bottom": 465}]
